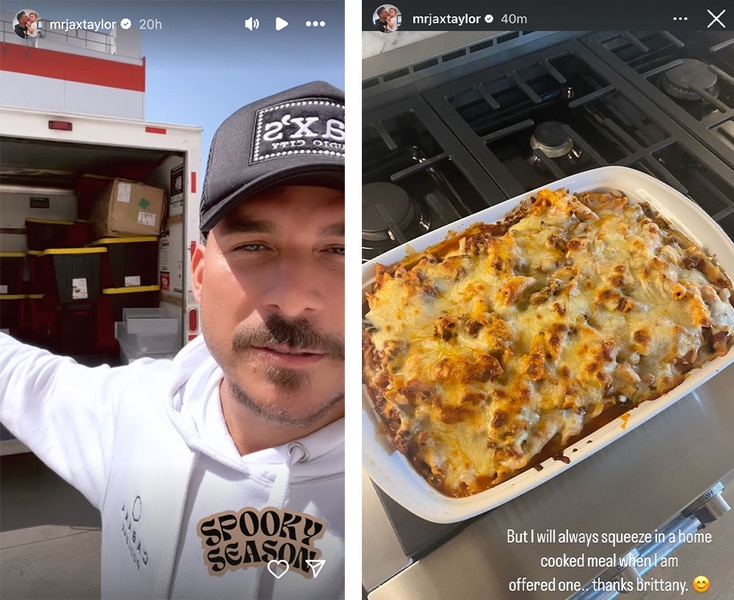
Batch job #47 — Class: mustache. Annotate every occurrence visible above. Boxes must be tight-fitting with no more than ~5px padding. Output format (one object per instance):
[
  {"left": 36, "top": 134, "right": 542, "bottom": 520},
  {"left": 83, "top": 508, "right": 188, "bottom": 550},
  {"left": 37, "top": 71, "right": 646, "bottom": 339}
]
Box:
[{"left": 232, "top": 315, "right": 345, "bottom": 360}]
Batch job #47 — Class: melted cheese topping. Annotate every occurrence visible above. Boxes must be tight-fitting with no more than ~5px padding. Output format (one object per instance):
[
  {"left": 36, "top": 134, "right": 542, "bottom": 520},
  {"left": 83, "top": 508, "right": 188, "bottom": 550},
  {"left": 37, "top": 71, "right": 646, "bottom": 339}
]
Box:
[{"left": 363, "top": 189, "right": 734, "bottom": 497}]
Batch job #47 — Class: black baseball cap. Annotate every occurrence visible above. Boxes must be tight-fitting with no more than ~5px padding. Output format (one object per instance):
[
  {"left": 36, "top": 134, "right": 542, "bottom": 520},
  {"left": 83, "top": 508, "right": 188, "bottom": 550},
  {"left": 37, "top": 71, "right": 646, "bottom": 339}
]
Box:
[{"left": 199, "top": 81, "right": 345, "bottom": 234}]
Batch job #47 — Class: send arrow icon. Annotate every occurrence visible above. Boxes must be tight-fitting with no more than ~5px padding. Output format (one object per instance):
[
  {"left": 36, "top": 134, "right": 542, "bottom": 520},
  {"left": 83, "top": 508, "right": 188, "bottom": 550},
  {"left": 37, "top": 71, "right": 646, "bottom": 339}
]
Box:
[
  {"left": 275, "top": 16, "right": 289, "bottom": 31},
  {"left": 305, "top": 559, "right": 325, "bottom": 578}
]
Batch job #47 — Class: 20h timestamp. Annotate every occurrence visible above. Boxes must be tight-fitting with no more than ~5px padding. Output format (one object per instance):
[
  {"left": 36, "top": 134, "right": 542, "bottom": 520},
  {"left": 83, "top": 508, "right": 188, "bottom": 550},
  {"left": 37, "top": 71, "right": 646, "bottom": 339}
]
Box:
[{"left": 120, "top": 17, "right": 163, "bottom": 30}]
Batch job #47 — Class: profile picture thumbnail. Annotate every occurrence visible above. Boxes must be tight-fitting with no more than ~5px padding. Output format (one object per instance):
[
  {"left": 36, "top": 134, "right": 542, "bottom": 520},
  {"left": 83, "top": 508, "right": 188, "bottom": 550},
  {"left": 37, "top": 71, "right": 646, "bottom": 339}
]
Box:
[
  {"left": 13, "top": 8, "right": 40, "bottom": 39},
  {"left": 373, "top": 5, "right": 401, "bottom": 33}
]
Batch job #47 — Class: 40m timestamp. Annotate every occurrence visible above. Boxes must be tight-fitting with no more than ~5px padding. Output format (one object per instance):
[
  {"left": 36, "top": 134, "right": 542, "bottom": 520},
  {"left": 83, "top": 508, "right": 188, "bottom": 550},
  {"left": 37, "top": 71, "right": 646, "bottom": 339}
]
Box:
[{"left": 502, "top": 13, "right": 528, "bottom": 24}]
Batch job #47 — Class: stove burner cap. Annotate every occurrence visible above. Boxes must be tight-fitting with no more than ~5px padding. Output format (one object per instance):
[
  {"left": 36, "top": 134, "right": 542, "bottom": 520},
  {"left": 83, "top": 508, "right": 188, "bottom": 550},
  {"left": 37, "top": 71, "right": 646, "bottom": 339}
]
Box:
[
  {"left": 661, "top": 59, "right": 719, "bottom": 102},
  {"left": 530, "top": 121, "right": 574, "bottom": 158},
  {"left": 363, "top": 182, "right": 418, "bottom": 242}
]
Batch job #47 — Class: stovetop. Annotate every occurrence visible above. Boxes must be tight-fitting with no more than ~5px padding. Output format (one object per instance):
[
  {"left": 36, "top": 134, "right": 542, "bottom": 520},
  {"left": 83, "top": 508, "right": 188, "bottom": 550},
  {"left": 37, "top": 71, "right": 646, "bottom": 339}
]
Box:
[
  {"left": 362, "top": 31, "right": 734, "bottom": 264},
  {"left": 362, "top": 94, "right": 507, "bottom": 261},
  {"left": 583, "top": 31, "right": 734, "bottom": 167},
  {"left": 361, "top": 29, "right": 734, "bottom": 564}
]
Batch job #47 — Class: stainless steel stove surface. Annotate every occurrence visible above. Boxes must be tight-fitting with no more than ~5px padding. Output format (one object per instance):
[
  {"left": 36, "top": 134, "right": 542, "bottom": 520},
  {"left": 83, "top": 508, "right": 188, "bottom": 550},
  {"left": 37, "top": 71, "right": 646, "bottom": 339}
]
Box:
[{"left": 362, "top": 29, "right": 734, "bottom": 600}]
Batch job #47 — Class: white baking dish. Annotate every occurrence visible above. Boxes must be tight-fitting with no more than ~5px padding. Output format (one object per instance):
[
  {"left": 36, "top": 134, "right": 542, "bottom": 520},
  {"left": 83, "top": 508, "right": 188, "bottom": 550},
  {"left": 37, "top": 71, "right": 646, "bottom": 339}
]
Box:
[{"left": 362, "top": 166, "right": 734, "bottom": 523}]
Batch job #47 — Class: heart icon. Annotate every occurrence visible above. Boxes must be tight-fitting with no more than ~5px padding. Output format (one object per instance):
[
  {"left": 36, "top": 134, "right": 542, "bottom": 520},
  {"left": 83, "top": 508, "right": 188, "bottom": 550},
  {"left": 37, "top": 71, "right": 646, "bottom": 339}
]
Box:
[{"left": 267, "top": 559, "right": 290, "bottom": 579}]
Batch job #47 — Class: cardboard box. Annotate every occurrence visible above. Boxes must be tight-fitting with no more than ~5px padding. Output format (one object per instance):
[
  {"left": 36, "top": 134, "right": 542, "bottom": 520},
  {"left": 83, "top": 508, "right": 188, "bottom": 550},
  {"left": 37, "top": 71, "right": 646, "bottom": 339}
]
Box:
[{"left": 91, "top": 178, "right": 166, "bottom": 238}]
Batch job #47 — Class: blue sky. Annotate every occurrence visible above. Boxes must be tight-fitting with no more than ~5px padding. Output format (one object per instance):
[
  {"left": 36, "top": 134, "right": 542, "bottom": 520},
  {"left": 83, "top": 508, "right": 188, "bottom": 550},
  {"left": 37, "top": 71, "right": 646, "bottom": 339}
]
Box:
[
  {"left": 140, "top": 1, "right": 344, "bottom": 161},
  {"left": 20, "top": 1, "right": 344, "bottom": 165}
]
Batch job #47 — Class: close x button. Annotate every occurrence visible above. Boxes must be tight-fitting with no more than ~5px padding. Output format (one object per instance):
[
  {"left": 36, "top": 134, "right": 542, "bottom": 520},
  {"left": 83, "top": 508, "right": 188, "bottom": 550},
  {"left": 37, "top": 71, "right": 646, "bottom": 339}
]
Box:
[{"left": 706, "top": 8, "right": 726, "bottom": 28}]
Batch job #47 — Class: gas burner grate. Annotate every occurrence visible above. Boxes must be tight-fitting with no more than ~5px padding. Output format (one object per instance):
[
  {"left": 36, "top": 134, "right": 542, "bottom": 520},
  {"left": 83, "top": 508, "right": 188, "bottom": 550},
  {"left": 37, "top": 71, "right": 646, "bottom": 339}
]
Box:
[
  {"left": 660, "top": 58, "right": 720, "bottom": 105},
  {"left": 362, "top": 97, "right": 506, "bottom": 261},
  {"left": 583, "top": 31, "right": 734, "bottom": 168},
  {"left": 420, "top": 37, "right": 734, "bottom": 242},
  {"left": 362, "top": 181, "right": 429, "bottom": 244},
  {"left": 424, "top": 42, "right": 678, "bottom": 193}
]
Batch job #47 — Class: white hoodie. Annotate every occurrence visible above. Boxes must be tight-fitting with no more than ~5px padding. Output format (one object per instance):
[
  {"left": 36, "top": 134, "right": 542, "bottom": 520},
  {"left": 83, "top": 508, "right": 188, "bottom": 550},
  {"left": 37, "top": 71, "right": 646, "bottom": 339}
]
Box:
[{"left": 0, "top": 332, "right": 344, "bottom": 599}]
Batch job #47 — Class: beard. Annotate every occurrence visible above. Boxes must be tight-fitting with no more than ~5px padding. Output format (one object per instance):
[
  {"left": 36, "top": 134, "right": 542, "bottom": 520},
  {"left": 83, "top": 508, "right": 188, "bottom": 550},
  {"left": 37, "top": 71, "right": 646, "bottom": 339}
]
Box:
[
  {"left": 222, "top": 314, "right": 345, "bottom": 427},
  {"left": 228, "top": 381, "right": 344, "bottom": 428}
]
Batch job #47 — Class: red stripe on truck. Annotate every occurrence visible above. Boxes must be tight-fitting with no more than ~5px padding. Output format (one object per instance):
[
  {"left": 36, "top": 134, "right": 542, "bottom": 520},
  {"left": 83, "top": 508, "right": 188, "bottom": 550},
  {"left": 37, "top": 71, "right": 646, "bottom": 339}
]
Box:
[
  {"left": 145, "top": 126, "right": 167, "bottom": 135},
  {"left": 0, "top": 42, "right": 145, "bottom": 92}
]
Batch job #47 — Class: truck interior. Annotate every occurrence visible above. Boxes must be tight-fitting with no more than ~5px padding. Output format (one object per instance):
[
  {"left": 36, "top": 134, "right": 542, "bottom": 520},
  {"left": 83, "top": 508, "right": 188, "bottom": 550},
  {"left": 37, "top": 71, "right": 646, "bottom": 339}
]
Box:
[{"left": 0, "top": 135, "right": 189, "bottom": 368}]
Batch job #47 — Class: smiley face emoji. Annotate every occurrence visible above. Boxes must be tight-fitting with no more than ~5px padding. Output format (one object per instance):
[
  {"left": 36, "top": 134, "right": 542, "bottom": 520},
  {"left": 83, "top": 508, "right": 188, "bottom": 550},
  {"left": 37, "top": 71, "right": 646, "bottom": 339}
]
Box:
[{"left": 693, "top": 575, "right": 710, "bottom": 593}]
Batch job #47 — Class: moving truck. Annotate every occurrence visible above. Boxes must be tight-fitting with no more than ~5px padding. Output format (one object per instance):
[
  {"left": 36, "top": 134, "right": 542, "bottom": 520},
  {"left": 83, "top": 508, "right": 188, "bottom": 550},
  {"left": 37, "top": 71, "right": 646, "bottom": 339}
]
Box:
[{"left": 0, "top": 105, "right": 203, "bottom": 454}]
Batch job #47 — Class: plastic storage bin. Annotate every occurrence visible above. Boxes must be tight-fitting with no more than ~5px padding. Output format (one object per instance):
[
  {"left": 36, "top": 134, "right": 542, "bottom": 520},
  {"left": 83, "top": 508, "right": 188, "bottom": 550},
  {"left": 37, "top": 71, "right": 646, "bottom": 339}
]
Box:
[
  {"left": 114, "top": 315, "right": 181, "bottom": 363},
  {"left": 89, "top": 237, "right": 159, "bottom": 288},
  {"left": 26, "top": 251, "right": 42, "bottom": 294},
  {"left": 0, "top": 295, "right": 26, "bottom": 336},
  {"left": 32, "top": 247, "right": 108, "bottom": 303},
  {"left": 25, "top": 294, "right": 53, "bottom": 345},
  {"left": 55, "top": 303, "right": 100, "bottom": 355},
  {"left": 122, "top": 307, "right": 171, "bottom": 320},
  {"left": 0, "top": 252, "right": 26, "bottom": 294},
  {"left": 25, "top": 219, "right": 90, "bottom": 250},
  {"left": 118, "top": 342, "right": 178, "bottom": 364},
  {"left": 25, "top": 294, "right": 103, "bottom": 354},
  {"left": 102, "top": 285, "right": 160, "bottom": 323}
]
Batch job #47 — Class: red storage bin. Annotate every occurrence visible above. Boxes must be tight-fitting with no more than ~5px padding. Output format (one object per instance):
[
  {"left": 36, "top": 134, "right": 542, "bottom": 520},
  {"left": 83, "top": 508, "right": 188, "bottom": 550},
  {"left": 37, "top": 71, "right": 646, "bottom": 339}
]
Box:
[
  {"left": 0, "top": 252, "right": 26, "bottom": 294},
  {"left": 88, "top": 237, "right": 159, "bottom": 288},
  {"left": 26, "top": 251, "right": 43, "bottom": 295},
  {"left": 26, "top": 294, "right": 103, "bottom": 355},
  {"left": 55, "top": 303, "right": 100, "bottom": 355},
  {"left": 32, "top": 248, "right": 108, "bottom": 304},
  {"left": 25, "top": 219, "right": 91, "bottom": 250},
  {"left": 25, "top": 294, "right": 53, "bottom": 344},
  {"left": 76, "top": 174, "right": 112, "bottom": 221},
  {"left": 0, "top": 294, "right": 25, "bottom": 336}
]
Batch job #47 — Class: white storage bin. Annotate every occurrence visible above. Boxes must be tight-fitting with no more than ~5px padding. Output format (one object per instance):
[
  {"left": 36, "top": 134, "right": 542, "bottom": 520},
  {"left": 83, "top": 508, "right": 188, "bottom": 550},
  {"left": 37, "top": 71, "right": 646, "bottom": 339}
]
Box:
[
  {"left": 114, "top": 320, "right": 181, "bottom": 356},
  {"left": 118, "top": 339, "right": 177, "bottom": 364},
  {"left": 122, "top": 306, "right": 177, "bottom": 321},
  {"left": 114, "top": 306, "right": 182, "bottom": 363}
]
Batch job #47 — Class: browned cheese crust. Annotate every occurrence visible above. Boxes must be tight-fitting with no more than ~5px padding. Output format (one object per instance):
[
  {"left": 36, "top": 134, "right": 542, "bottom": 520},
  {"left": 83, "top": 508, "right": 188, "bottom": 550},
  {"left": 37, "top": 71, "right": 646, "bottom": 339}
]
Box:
[{"left": 363, "top": 188, "right": 734, "bottom": 497}]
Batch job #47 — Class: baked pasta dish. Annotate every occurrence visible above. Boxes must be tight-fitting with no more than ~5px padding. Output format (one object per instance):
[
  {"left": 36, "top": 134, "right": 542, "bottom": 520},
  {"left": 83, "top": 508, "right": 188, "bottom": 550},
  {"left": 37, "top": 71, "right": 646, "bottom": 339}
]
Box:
[{"left": 363, "top": 188, "right": 734, "bottom": 497}]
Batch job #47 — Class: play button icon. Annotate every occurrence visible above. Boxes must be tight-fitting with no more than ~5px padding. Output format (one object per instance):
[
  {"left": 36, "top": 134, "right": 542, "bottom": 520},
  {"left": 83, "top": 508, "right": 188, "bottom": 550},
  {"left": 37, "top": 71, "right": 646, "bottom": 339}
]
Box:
[{"left": 275, "top": 16, "right": 289, "bottom": 30}]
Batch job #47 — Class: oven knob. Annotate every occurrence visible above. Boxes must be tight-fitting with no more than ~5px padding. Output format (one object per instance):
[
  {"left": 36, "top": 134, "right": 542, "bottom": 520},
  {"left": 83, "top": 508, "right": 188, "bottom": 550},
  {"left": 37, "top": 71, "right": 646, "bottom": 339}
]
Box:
[{"left": 682, "top": 482, "right": 731, "bottom": 526}]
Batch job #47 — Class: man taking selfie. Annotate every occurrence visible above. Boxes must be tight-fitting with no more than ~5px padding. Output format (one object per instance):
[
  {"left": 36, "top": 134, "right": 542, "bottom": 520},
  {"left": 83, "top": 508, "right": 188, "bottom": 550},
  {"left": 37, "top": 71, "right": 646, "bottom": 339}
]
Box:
[{"left": 0, "top": 81, "right": 345, "bottom": 600}]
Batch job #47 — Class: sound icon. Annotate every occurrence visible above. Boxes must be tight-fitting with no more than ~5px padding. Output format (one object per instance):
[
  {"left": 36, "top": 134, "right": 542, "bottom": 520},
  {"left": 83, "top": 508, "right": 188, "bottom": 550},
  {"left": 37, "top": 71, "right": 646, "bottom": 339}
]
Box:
[{"left": 244, "top": 16, "right": 260, "bottom": 30}]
